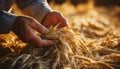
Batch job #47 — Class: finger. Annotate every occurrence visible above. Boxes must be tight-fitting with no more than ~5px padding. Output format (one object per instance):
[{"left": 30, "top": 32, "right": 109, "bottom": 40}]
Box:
[
  {"left": 59, "top": 18, "right": 68, "bottom": 28},
  {"left": 42, "top": 12, "right": 57, "bottom": 28},
  {"left": 43, "top": 22, "right": 53, "bottom": 28},
  {"left": 57, "top": 13, "right": 69, "bottom": 28},
  {"left": 29, "top": 19, "right": 49, "bottom": 34},
  {"left": 43, "top": 11, "right": 69, "bottom": 28},
  {"left": 42, "top": 17, "right": 55, "bottom": 28},
  {"left": 28, "top": 29, "right": 55, "bottom": 46}
]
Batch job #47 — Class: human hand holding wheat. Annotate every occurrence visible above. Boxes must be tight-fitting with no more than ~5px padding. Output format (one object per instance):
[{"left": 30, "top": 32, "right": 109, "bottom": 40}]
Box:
[
  {"left": 42, "top": 11, "right": 68, "bottom": 28},
  {"left": 12, "top": 16, "right": 55, "bottom": 47}
]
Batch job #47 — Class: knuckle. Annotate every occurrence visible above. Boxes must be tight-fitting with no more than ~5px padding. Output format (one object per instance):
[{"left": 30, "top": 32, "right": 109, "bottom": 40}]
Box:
[{"left": 26, "top": 17, "right": 35, "bottom": 24}]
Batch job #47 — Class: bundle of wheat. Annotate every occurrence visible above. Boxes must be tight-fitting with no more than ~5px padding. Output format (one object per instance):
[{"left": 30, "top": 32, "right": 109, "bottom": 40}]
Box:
[
  {"left": 6, "top": 26, "right": 94, "bottom": 69},
  {"left": 1, "top": 25, "right": 120, "bottom": 69}
]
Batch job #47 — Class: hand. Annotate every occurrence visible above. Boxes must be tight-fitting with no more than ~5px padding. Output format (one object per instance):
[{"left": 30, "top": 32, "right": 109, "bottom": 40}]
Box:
[
  {"left": 42, "top": 11, "right": 68, "bottom": 28},
  {"left": 12, "top": 16, "right": 55, "bottom": 47}
]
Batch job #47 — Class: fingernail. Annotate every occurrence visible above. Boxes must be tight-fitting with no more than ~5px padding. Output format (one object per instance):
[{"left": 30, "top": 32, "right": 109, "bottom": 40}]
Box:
[{"left": 43, "top": 28, "right": 49, "bottom": 34}]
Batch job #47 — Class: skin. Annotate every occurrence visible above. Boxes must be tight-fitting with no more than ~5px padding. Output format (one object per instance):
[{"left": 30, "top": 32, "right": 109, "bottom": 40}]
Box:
[
  {"left": 12, "top": 11, "right": 68, "bottom": 47},
  {"left": 42, "top": 11, "right": 68, "bottom": 28}
]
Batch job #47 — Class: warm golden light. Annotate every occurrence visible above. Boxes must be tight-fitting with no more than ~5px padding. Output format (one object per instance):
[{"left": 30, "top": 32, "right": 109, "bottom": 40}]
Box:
[{"left": 0, "top": 0, "right": 120, "bottom": 69}]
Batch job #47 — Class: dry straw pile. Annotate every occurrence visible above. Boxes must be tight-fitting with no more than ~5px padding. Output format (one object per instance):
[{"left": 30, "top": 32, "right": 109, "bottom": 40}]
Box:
[
  {"left": 0, "top": 1, "right": 120, "bottom": 69},
  {"left": 0, "top": 24, "right": 120, "bottom": 69}
]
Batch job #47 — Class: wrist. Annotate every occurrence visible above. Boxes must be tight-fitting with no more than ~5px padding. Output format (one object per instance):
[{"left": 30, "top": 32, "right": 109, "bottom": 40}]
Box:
[{"left": 16, "top": 0, "right": 52, "bottom": 22}]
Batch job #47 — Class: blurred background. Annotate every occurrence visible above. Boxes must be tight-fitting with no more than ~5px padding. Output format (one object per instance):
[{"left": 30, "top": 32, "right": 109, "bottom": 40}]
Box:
[
  {"left": 47, "top": 0, "right": 120, "bottom": 6},
  {"left": 46, "top": 0, "right": 120, "bottom": 18}
]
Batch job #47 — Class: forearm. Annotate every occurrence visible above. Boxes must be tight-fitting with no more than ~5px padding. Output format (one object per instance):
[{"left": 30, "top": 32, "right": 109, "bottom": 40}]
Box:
[
  {"left": 15, "top": 0, "right": 52, "bottom": 22},
  {"left": 0, "top": 10, "right": 16, "bottom": 33}
]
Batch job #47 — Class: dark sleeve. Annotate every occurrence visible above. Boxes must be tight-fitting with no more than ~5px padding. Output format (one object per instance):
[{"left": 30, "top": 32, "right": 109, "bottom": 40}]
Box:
[{"left": 0, "top": 10, "right": 16, "bottom": 34}]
